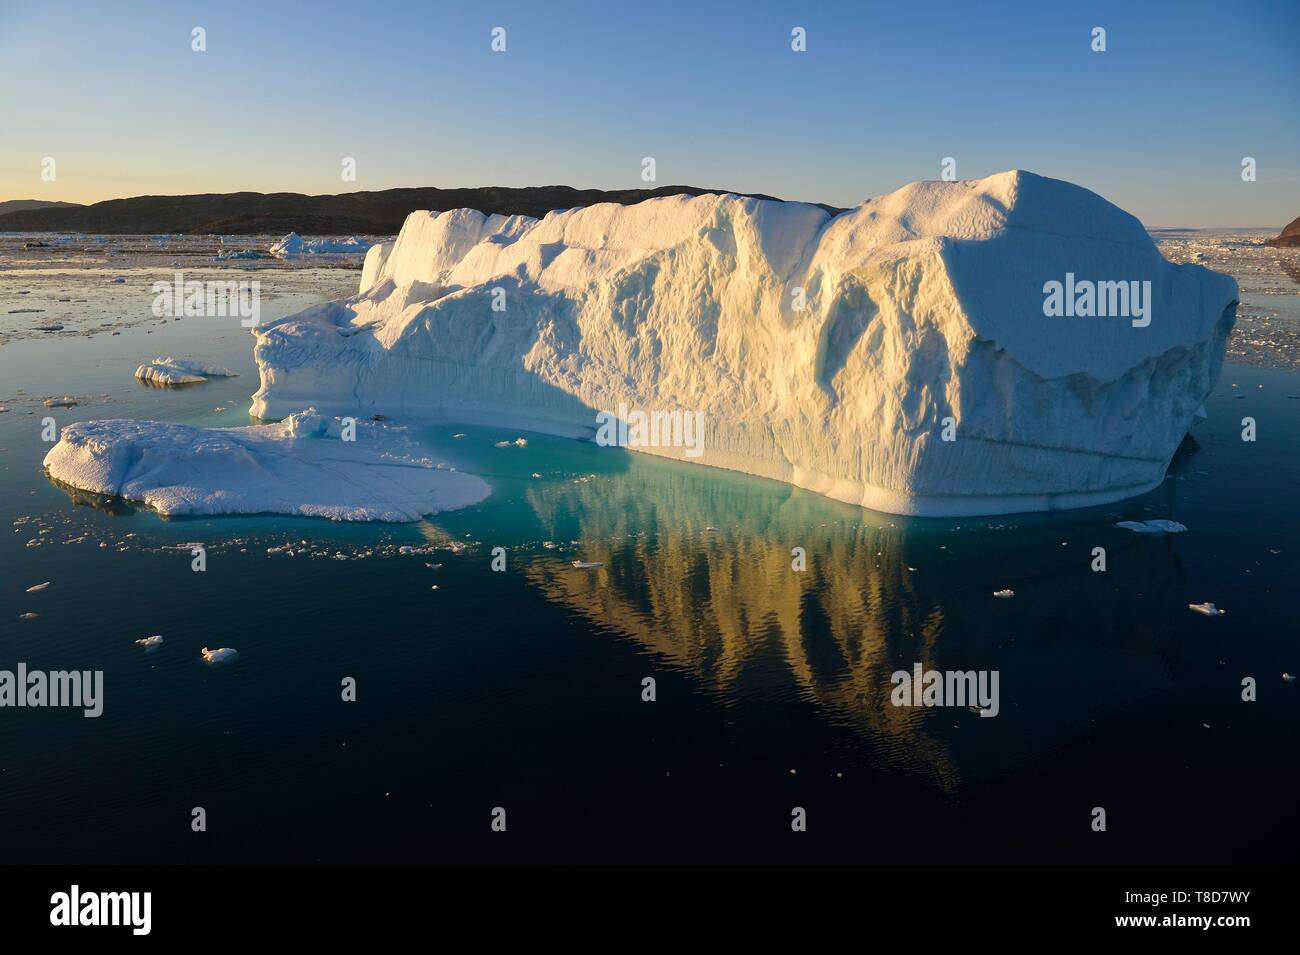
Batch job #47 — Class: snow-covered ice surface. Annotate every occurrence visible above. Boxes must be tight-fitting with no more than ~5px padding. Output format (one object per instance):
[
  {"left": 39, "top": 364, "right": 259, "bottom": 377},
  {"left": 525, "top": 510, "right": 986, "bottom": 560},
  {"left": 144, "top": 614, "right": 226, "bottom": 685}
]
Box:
[
  {"left": 42, "top": 411, "right": 490, "bottom": 521},
  {"left": 252, "top": 170, "right": 1239, "bottom": 516},
  {"left": 134, "top": 356, "right": 238, "bottom": 385}
]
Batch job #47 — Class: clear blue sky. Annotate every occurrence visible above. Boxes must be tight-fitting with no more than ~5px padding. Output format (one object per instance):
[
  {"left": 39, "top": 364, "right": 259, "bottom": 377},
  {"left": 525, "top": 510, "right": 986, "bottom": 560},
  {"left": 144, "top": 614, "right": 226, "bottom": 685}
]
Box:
[{"left": 1, "top": 0, "right": 1296, "bottom": 226}]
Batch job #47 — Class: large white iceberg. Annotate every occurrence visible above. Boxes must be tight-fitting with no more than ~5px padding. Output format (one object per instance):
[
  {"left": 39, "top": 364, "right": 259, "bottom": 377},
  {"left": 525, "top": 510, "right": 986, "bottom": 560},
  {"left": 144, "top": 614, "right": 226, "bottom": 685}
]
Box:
[
  {"left": 43, "top": 412, "right": 489, "bottom": 521},
  {"left": 250, "top": 171, "right": 1238, "bottom": 516}
]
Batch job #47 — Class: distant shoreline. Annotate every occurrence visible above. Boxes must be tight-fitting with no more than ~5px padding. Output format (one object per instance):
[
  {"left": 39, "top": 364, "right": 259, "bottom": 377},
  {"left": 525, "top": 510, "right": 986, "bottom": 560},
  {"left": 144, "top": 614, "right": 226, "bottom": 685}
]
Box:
[{"left": 0, "top": 185, "right": 847, "bottom": 237}]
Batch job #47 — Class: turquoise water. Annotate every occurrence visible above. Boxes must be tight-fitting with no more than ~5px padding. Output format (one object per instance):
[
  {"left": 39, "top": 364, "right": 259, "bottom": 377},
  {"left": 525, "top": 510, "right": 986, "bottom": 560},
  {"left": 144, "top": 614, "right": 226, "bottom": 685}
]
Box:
[{"left": 1, "top": 266, "right": 1297, "bottom": 862}]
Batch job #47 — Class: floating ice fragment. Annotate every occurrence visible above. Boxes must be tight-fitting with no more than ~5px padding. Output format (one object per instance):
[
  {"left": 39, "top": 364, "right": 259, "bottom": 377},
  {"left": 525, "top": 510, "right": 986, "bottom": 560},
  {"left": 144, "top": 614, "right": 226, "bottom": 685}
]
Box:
[
  {"left": 269, "top": 233, "right": 370, "bottom": 258},
  {"left": 571, "top": 560, "right": 603, "bottom": 569},
  {"left": 200, "top": 646, "right": 238, "bottom": 664},
  {"left": 25, "top": 581, "right": 51, "bottom": 593},
  {"left": 992, "top": 589, "right": 1015, "bottom": 598},
  {"left": 135, "top": 357, "right": 238, "bottom": 386},
  {"left": 1188, "top": 602, "right": 1226, "bottom": 617},
  {"left": 43, "top": 416, "right": 489, "bottom": 522},
  {"left": 136, "top": 635, "right": 164, "bottom": 650},
  {"left": 1115, "top": 519, "right": 1188, "bottom": 534}
]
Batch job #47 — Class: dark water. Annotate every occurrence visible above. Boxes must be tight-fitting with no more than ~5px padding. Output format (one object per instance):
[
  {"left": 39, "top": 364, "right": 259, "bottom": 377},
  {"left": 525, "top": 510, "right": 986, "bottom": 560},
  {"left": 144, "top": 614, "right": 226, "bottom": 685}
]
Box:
[{"left": 1, "top": 290, "right": 1297, "bottom": 862}]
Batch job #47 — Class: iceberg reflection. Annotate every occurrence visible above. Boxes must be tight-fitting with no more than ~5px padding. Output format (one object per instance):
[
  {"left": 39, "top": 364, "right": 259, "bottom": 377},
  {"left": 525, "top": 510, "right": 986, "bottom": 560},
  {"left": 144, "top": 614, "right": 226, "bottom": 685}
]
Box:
[{"left": 521, "top": 452, "right": 1192, "bottom": 793}]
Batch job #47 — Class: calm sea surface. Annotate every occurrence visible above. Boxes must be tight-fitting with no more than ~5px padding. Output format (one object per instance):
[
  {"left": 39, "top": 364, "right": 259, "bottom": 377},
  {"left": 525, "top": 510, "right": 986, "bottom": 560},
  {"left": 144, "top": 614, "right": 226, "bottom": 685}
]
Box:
[{"left": 0, "top": 238, "right": 1296, "bottom": 862}]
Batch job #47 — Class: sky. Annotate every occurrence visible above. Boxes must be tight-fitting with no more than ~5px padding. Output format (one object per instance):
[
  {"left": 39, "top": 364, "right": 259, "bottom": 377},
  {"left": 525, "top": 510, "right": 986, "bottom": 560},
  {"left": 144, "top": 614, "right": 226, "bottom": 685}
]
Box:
[{"left": 0, "top": 0, "right": 1297, "bottom": 227}]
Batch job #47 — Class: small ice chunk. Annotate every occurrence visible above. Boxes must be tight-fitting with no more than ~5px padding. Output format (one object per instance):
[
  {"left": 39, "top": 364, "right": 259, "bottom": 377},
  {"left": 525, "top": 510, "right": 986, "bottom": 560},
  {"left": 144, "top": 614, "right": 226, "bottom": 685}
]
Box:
[
  {"left": 992, "top": 589, "right": 1015, "bottom": 598},
  {"left": 25, "top": 581, "right": 51, "bottom": 593},
  {"left": 1188, "top": 602, "right": 1226, "bottom": 617},
  {"left": 494, "top": 437, "right": 528, "bottom": 448},
  {"left": 136, "top": 635, "right": 164, "bottom": 650},
  {"left": 19, "top": 612, "right": 38, "bottom": 620},
  {"left": 135, "top": 357, "right": 238, "bottom": 386},
  {"left": 200, "top": 646, "right": 238, "bottom": 664},
  {"left": 1115, "top": 519, "right": 1188, "bottom": 534},
  {"left": 285, "top": 408, "right": 344, "bottom": 438},
  {"left": 571, "top": 560, "right": 603, "bottom": 569}
]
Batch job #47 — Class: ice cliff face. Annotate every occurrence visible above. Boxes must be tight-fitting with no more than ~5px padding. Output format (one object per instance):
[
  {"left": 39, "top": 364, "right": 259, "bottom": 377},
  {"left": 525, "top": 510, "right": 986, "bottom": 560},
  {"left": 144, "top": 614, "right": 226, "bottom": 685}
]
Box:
[{"left": 251, "top": 170, "right": 1238, "bottom": 516}]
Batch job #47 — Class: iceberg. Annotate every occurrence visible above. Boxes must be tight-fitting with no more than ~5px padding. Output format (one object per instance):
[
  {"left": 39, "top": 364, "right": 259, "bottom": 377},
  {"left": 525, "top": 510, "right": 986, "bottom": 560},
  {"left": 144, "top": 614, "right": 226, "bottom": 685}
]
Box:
[
  {"left": 42, "top": 412, "right": 489, "bottom": 522},
  {"left": 269, "top": 232, "right": 371, "bottom": 258},
  {"left": 250, "top": 170, "right": 1239, "bottom": 516},
  {"left": 135, "top": 357, "right": 238, "bottom": 385}
]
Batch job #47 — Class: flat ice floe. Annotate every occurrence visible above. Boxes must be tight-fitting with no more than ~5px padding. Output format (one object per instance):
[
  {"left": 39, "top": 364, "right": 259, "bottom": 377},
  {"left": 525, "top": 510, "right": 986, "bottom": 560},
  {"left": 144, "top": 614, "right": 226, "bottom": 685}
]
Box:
[
  {"left": 250, "top": 170, "right": 1239, "bottom": 517},
  {"left": 43, "top": 411, "right": 489, "bottom": 521},
  {"left": 135, "top": 357, "right": 239, "bottom": 385}
]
